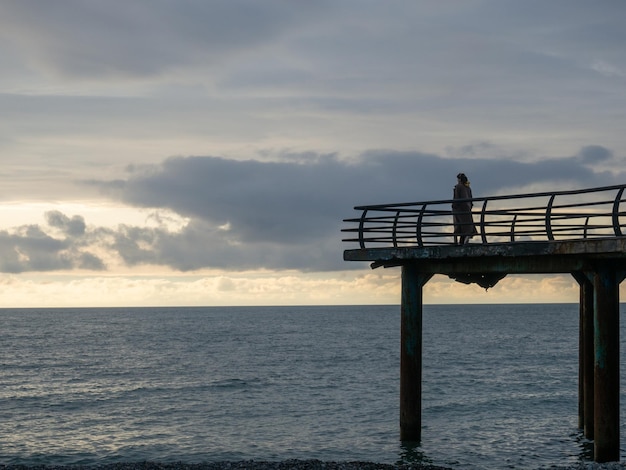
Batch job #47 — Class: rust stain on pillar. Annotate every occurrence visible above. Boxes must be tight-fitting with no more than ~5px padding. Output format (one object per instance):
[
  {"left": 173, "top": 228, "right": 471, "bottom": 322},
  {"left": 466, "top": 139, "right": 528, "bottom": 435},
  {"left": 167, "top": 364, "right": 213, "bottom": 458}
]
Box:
[
  {"left": 593, "top": 267, "right": 620, "bottom": 463},
  {"left": 573, "top": 271, "right": 595, "bottom": 439},
  {"left": 582, "top": 276, "right": 594, "bottom": 440},
  {"left": 400, "top": 264, "right": 431, "bottom": 442}
]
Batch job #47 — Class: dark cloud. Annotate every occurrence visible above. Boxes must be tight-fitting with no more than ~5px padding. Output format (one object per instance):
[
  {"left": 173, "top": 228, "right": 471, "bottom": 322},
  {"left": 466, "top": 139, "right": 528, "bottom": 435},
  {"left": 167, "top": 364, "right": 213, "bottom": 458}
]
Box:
[
  {"left": 108, "top": 219, "right": 341, "bottom": 272},
  {"left": 0, "top": 219, "right": 105, "bottom": 273},
  {"left": 0, "top": 226, "right": 69, "bottom": 273},
  {"left": 115, "top": 149, "right": 621, "bottom": 213},
  {"left": 79, "top": 148, "right": 625, "bottom": 273},
  {"left": 77, "top": 252, "right": 106, "bottom": 271},
  {"left": 117, "top": 154, "right": 354, "bottom": 244},
  {"left": 577, "top": 145, "right": 613, "bottom": 164},
  {"left": 2, "top": 148, "right": 624, "bottom": 273},
  {"left": 46, "top": 211, "right": 86, "bottom": 237}
]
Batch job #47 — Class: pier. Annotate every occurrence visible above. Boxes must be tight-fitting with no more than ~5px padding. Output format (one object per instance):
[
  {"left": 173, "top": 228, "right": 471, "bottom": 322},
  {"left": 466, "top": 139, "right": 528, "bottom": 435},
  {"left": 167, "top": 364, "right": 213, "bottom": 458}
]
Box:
[{"left": 342, "top": 183, "right": 626, "bottom": 463}]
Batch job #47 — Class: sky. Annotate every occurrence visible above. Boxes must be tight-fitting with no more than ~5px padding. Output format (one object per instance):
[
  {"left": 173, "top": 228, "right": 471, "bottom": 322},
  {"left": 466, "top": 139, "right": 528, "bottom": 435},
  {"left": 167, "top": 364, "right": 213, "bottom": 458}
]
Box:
[{"left": 1, "top": 0, "right": 626, "bottom": 307}]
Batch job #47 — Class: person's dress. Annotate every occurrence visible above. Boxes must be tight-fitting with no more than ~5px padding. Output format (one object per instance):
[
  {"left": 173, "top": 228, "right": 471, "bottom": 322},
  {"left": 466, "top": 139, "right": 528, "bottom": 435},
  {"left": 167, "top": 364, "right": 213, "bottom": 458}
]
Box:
[{"left": 452, "top": 183, "right": 478, "bottom": 239}]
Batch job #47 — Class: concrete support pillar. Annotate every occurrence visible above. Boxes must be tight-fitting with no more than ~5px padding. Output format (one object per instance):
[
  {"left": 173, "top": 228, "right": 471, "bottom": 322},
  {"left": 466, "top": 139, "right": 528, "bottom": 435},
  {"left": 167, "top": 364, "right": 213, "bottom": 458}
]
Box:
[
  {"left": 593, "top": 266, "right": 620, "bottom": 462},
  {"left": 582, "top": 275, "right": 595, "bottom": 439},
  {"left": 400, "top": 264, "right": 432, "bottom": 442},
  {"left": 572, "top": 271, "right": 594, "bottom": 438}
]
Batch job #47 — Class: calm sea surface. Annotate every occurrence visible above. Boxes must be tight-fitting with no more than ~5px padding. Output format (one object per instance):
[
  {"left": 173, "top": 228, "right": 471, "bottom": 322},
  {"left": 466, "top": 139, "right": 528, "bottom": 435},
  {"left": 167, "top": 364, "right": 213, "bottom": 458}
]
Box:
[{"left": 1, "top": 304, "right": 625, "bottom": 469}]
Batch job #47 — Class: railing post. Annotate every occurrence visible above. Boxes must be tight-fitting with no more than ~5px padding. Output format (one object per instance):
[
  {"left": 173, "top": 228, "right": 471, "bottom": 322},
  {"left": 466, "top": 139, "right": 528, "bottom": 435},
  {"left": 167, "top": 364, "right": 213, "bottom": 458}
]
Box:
[
  {"left": 416, "top": 204, "right": 427, "bottom": 247},
  {"left": 611, "top": 187, "right": 624, "bottom": 236},
  {"left": 510, "top": 215, "right": 518, "bottom": 242},
  {"left": 480, "top": 199, "right": 488, "bottom": 244},
  {"left": 546, "top": 194, "right": 556, "bottom": 241},
  {"left": 358, "top": 209, "right": 368, "bottom": 249},
  {"left": 392, "top": 210, "right": 401, "bottom": 248}
]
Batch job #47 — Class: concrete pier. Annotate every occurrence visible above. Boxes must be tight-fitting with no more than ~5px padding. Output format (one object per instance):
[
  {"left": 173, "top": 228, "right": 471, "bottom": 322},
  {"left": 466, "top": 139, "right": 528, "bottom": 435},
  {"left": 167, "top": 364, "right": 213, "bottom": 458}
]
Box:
[
  {"left": 343, "top": 184, "right": 626, "bottom": 462},
  {"left": 344, "top": 238, "right": 626, "bottom": 462}
]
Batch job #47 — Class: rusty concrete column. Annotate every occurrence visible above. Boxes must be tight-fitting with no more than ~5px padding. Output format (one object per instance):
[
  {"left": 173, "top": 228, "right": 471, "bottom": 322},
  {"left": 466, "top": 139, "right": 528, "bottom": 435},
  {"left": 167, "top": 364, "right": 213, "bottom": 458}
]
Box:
[
  {"left": 400, "top": 264, "right": 432, "bottom": 442},
  {"left": 593, "top": 266, "right": 620, "bottom": 463},
  {"left": 582, "top": 275, "right": 595, "bottom": 439},
  {"left": 572, "top": 271, "right": 594, "bottom": 438}
]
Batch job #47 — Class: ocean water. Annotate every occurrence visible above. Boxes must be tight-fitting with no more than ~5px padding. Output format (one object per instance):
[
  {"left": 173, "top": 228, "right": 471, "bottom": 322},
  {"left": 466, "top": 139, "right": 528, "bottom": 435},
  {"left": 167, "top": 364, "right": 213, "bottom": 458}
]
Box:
[{"left": 0, "top": 304, "right": 624, "bottom": 469}]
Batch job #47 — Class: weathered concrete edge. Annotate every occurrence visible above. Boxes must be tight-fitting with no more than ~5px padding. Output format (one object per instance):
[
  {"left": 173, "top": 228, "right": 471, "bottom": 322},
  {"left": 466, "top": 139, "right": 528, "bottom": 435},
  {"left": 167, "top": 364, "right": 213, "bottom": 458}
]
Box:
[
  {"left": 344, "top": 238, "right": 626, "bottom": 274},
  {"left": 344, "top": 237, "right": 626, "bottom": 262}
]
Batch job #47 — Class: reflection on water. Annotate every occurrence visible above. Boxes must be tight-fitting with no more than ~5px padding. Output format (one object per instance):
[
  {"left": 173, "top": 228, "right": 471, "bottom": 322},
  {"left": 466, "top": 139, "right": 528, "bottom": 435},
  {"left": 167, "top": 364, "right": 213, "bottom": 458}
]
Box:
[
  {"left": 398, "top": 441, "right": 435, "bottom": 467},
  {"left": 572, "top": 429, "right": 594, "bottom": 462}
]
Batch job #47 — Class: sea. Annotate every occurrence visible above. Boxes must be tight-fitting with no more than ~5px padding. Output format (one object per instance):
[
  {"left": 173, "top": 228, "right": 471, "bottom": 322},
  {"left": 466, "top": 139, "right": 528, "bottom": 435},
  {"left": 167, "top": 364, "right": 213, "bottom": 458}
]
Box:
[{"left": 1, "top": 304, "right": 625, "bottom": 469}]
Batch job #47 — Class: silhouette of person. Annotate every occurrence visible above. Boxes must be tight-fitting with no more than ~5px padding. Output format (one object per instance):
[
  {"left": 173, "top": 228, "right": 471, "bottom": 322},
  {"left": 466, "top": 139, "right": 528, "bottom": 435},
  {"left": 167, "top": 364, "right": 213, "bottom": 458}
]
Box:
[{"left": 453, "top": 173, "right": 478, "bottom": 245}]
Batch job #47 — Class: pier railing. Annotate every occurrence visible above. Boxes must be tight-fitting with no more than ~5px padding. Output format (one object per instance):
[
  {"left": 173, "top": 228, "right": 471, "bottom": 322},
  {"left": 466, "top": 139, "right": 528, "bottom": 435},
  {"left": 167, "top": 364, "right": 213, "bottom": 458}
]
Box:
[{"left": 342, "top": 184, "right": 626, "bottom": 248}]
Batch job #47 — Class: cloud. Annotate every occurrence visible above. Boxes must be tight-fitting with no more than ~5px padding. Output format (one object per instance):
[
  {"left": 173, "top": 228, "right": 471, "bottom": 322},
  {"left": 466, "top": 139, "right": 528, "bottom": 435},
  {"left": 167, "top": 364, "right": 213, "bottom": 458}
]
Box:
[
  {"left": 46, "top": 210, "right": 86, "bottom": 237},
  {"left": 1, "top": 145, "right": 624, "bottom": 274},
  {"left": 0, "top": 0, "right": 624, "bottom": 311},
  {"left": 80, "top": 147, "right": 625, "bottom": 271},
  {"left": 113, "top": 147, "right": 623, "bottom": 213},
  {"left": 2, "top": 0, "right": 626, "bottom": 201},
  {"left": 0, "top": 225, "right": 104, "bottom": 273},
  {"left": 0, "top": 214, "right": 105, "bottom": 273},
  {"left": 577, "top": 145, "right": 613, "bottom": 164},
  {"left": 0, "top": 0, "right": 329, "bottom": 79}
]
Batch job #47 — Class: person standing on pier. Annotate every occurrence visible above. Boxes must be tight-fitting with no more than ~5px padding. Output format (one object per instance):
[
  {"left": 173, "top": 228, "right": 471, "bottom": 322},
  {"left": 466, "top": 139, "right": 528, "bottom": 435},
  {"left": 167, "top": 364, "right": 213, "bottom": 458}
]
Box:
[{"left": 453, "top": 173, "right": 478, "bottom": 245}]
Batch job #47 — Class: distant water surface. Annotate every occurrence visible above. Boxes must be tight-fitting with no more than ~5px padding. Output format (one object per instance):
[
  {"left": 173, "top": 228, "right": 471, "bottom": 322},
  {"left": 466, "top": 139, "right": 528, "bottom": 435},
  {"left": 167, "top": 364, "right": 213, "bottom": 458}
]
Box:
[{"left": 1, "top": 304, "right": 625, "bottom": 469}]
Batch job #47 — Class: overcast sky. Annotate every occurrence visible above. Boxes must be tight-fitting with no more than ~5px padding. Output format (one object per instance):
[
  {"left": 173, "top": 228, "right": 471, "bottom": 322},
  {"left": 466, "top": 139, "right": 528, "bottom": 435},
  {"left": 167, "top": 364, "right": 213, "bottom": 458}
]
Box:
[{"left": 1, "top": 0, "right": 625, "bottom": 307}]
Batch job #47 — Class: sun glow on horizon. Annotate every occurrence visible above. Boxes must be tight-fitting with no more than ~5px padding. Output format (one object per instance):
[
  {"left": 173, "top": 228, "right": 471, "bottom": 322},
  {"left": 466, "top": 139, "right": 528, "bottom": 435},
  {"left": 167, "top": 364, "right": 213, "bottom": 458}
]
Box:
[{"left": 0, "top": 269, "right": 604, "bottom": 308}]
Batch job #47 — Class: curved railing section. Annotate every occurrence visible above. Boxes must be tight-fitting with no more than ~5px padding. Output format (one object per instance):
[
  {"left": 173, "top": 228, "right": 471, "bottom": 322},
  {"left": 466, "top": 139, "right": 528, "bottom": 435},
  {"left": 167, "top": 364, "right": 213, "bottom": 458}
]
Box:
[{"left": 342, "top": 184, "right": 626, "bottom": 249}]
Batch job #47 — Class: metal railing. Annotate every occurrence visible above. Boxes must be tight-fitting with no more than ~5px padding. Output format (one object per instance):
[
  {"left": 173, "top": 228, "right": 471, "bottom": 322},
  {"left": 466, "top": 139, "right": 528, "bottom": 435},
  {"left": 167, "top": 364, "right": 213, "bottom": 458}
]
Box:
[{"left": 342, "top": 184, "right": 626, "bottom": 249}]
